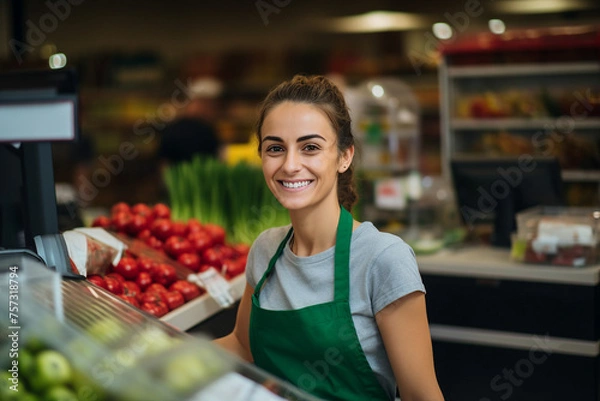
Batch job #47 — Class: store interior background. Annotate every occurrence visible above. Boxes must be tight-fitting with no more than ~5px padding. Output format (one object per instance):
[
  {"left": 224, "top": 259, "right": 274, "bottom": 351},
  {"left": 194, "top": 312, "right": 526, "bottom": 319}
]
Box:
[{"left": 3, "top": 0, "right": 600, "bottom": 214}]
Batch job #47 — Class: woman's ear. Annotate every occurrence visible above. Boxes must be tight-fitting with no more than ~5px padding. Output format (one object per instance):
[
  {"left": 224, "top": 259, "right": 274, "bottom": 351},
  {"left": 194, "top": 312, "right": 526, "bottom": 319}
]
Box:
[{"left": 338, "top": 145, "right": 355, "bottom": 173}]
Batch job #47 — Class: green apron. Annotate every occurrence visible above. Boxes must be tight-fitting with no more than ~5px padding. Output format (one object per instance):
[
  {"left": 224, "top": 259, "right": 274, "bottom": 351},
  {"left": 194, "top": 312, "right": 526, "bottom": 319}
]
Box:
[{"left": 249, "top": 207, "right": 390, "bottom": 401}]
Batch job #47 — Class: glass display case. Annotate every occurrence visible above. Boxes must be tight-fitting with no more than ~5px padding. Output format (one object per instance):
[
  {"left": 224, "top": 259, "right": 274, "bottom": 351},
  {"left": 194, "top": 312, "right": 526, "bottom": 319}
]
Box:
[{"left": 0, "top": 252, "right": 321, "bottom": 401}]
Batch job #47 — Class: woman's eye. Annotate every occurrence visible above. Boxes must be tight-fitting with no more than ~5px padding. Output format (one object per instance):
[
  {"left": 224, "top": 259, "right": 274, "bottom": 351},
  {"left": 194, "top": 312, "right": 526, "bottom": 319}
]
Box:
[
  {"left": 266, "top": 145, "right": 284, "bottom": 153},
  {"left": 303, "top": 144, "right": 319, "bottom": 151}
]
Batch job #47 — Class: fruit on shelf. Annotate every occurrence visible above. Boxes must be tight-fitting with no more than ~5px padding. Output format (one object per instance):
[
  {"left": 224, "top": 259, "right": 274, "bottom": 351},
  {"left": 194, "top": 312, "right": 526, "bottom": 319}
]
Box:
[
  {"left": 170, "top": 280, "right": 201, "bottom": 302},
  {"left": 163, "top": 236, "right": 193, "bottom": 258},
  {"left": 87, "top": 202, "right": 251, "bottom": 318},
  {"left": 177, "top": 252, "right": 201, "bottom": 272},
  {"left": 34, "top": 350, "right": 72, "bottom": 389},
  {"left": 113, "top": 257, "right": 139, "bottom": 280}
]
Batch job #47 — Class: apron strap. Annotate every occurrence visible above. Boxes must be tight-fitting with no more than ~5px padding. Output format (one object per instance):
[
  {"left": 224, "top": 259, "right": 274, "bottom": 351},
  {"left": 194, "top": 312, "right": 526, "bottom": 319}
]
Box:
[
  {"left": 253, "top": 227, "right": 294, "bottom": 301},
  {"left": 334, "top": 206, "right": 352, "bottom": 302}
]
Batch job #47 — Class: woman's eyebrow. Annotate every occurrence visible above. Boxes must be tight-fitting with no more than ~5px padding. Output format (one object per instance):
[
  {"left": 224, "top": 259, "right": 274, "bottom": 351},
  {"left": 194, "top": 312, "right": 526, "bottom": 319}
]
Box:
[{"left": 262, "top": 134, "right": 327, "bottom": 144}]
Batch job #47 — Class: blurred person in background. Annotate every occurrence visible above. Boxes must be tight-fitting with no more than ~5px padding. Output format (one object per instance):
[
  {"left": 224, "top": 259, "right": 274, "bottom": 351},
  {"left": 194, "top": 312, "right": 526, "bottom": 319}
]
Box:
[{"left": 157, "top": 76, "right": 222, "bottom": 168}]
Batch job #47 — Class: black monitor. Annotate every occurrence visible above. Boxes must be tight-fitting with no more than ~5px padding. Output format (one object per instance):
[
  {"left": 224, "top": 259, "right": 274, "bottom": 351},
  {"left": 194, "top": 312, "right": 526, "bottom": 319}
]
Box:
[
  {"left": 0, "top": 69, "right": 78, "bottom": 251},
  {"left": 450, "top": 156, "right": 566, "bottom": 248}
]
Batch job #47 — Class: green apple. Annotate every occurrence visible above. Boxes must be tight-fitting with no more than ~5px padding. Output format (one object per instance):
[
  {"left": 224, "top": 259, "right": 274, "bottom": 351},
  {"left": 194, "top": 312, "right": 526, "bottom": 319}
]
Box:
[
  {"left": 0, "top": 371, "right": 20, "bottom": 400},
  {"left": 162, "top": 353, "right": 216, "bottom": 393},
  {"left": 43, "top": 385, "right": 78, "bottom": 401},
  {"left": 70, "top": 370, "right": 106, "bottom": 401},
  {"left": 18, "top": 349, "right": 36, "bottom": 378},
  {"left": 86, "top": 319, "right": 125, "bottom": 344},
  {"left": 34, "top": 351, "right": 72, "bottom": 389}
]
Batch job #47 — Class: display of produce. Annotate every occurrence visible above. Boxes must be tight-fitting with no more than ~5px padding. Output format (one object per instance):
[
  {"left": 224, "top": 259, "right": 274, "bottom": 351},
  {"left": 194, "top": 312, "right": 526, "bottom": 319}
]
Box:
[
  {"left": 511, "top": 206, "right": 600, "bottom": 267},
  {"left": 87, "top": 202, "right": 249, "bottom": 320},
  {"left": 162, "top": 157, "right": 289, "bottom": 245},
  {"left": 0, "top": 257, "right": 320, "bottom": 401}
]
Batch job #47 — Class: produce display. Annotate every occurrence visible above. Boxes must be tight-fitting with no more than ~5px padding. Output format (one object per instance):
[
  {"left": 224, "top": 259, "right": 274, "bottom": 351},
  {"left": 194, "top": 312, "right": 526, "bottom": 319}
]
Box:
[
  {"left": 163, "top": 157, "right": 289, "bottom": 245},
  {"left": 90, "top": 202, "right": 249, "bottom": 318},
  {"left": 455, "top": 87, "right": 600, "bottom": 119},
  {"left": 1, "top": 340, "right": 105, "bottom": 401}
]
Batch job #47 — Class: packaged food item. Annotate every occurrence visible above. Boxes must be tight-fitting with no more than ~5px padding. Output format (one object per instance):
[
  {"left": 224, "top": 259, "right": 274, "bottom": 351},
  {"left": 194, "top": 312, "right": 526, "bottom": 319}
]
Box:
[
  {"left": 62, "top": 228, "right": 126, "bottom": 276},
  {"left": 511, "top": 206, "right": 600, "bottom": 267}
]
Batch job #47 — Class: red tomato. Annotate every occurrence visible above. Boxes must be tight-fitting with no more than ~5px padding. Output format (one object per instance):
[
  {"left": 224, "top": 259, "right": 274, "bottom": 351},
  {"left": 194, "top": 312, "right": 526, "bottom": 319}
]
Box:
[
  {"left": 188, "top": 231, "right": 213, "bottom": 255},
  {"left": 152, "top": 203, "right": 171, "bottom": 219},
  {"left": 186, "top": 219, "right": 203, "bottom": 234},
  {"left": 127, "top": 214, "right": 149, "bottom": 236},
  {"left": 170, "top": 221, "right": 188, "bottom": 238},
  {"left": 104, "top": 276, "right": 123, "bottom": 295},
  {"left": 87, "top": 274, "right": 107, "bottom": 289},
  {"left": 151, "top": 218, "right": 173, "bottom": 241},
  {"left": 177, "top": 253, "right": 201, "bottom": 272},
  {"left": 141, "top": 301, "right": 169, "bottom": 318},
  {"left": 122, "top": 281, "right": 141, "bottom": 298},
  {"left": 146, "top": 282, "right": 168, "bottom": 294},
  {"left": 222, "top": 257, "right": 246, "bottom": 278},
  {"left": 203, "top": 223, "right": 226, "bottom": 245},
  {"left": 135, "top": 272, "right": 153, "bottom": 291},
  {"left": 112, "top": 212, "right": 132, "bottom": 233},
  {"left": 161, "top": 291, "right": 185, "bottom": 310},
  {"left": 164, "top": 236, "right": 193, "bottom": 258},
  {"left": 111, "top": 202, "right": 130, "bottom": 216},
  {"left": 91, "top": 216, "right": 111, "bottom": 229},
  {"left": 106, "top": 272, "right": 125, "bottom": 283},
  {"left": 169, "top": 280, "right": 202, "bottom": 302},
  {"left": 151, "top": 263, "right": 178, "bottom": 287},
  {"left": 131, "top": 203, "right": 153, "bottom": 217},
  {"left": 114, "top": 257, "right": 139, "bottom": 280},
  {"left": 136, "top": 257, "right": 155, "bottom": 274},
  {"left": 137, "top": 229, "right": 152, "bottom": 241},
  {"left": 118, "top": 294, "right": 140, "bottom": 308},
  {"left": 139, "top": 291, "right": 163, "bottom": 305},
  {"left": 202, "top": 247, "right": 225, "bottom": 269}
]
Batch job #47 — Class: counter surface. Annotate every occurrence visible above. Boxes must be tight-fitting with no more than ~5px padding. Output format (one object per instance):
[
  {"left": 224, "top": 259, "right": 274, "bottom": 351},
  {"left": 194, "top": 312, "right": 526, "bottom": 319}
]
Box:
[{"left": 416, "top": 246, "right": 600, "bottom": 285}]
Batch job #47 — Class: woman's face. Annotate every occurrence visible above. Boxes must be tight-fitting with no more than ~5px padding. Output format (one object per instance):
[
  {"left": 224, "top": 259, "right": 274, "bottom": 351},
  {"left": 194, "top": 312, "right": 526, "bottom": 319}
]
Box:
[{"left": 260, "top": 101, "right": 353, "bottom": 213}]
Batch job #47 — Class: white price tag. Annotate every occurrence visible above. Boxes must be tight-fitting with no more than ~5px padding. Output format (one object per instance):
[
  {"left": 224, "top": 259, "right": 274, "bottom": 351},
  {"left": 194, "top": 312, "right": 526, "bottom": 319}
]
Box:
[{"left": 189, "top": 268, "right": 234, "bottom": 308}]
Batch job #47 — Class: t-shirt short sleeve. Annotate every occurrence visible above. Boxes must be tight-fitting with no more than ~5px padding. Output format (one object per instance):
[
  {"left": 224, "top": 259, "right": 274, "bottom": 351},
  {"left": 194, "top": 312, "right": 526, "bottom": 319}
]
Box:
[
  {"left": 367, "top": 236, "right": 426, "bottom": 315},
  {"left": 245, "top": 226, "right": 290, "bottom": 289}
]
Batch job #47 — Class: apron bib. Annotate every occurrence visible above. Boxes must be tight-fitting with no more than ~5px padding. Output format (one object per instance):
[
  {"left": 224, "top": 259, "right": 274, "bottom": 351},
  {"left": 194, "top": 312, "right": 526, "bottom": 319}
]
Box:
[{"left": 249, "top": 207, "right": 390, "bottom": 401}]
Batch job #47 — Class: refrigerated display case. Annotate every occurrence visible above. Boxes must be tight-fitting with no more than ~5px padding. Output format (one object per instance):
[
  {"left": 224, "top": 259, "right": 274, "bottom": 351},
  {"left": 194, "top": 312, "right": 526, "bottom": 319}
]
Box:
[{"left": 0, "top": 251, "right": 322, "bottom": 401}]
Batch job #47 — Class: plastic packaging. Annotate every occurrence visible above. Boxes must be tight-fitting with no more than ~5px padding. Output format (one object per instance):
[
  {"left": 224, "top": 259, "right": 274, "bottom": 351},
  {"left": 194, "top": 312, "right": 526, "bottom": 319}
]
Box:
[{"left": 511, "top": 206, "right": 600, "bottom": 267}]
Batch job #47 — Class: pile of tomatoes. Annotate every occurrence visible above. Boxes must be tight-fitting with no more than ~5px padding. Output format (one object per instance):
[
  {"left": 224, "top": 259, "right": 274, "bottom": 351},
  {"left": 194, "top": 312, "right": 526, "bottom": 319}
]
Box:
[{"left": 89, "top": 202, "right": 250, "bottom": 317}]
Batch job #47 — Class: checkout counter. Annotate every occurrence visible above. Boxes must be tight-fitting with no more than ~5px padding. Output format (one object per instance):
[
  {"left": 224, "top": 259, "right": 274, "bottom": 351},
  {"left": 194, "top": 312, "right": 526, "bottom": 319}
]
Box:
[{"left": 417, "top": 246, "right": 600, "bottom": 401}]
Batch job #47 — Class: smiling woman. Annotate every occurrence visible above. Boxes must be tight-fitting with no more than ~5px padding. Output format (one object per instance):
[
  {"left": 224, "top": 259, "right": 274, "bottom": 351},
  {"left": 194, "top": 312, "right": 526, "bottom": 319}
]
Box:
[{"left": 215, "top": 75, "right": 444, "bottom": 401}]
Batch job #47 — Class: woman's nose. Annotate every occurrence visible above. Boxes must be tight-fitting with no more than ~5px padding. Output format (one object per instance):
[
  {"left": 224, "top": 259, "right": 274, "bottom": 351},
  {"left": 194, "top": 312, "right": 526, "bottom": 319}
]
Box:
[{"left": 282, "top": 151, "right": 301, "bottom": 173}]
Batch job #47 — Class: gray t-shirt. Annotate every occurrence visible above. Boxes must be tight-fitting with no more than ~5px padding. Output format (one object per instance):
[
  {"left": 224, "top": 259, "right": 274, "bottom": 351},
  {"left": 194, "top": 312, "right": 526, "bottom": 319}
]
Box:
[{"left": 246, "top": 221, "right": 426, "bottom": 399}]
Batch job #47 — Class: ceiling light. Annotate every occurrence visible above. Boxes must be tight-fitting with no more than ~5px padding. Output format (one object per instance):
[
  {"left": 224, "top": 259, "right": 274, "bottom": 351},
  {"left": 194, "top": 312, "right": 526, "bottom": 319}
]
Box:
[
  {"left": 316, "top": 11, "right": 431, "bottom": 33},
  {"left": 489, "top": 19, "right": 506, "bottom": 35},
  {"left": 494, "top": 0, "right": 595, "bottom": 14},
  {"left": 371, "top": 85, "right": 384, "bottom": 98},
  {"left": 49, "top": 53, "right": 67, "bottom": 69},
  {"left": 432, "top": 22, "right": 453, "bottom": 40}
]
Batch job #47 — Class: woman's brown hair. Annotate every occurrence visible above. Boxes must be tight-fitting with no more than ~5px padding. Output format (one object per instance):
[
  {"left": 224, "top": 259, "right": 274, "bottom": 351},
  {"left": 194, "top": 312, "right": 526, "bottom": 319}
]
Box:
[{"left": 255, "top": 75, "right": 357, "bottom": 211}]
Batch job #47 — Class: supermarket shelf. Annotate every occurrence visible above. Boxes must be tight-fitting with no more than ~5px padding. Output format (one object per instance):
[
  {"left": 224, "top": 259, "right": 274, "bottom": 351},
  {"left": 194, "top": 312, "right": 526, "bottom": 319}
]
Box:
[
  {"left": 448, "top": 62, "right": 600, "bottom": 78},
  {"left": 450, "top": 118, "right": 600, "bottom": 131},
  {"left": 161, "top": 274, "right": 247, "bottom": 331},
  {"left": 562, "top": 170, "right": 600, "bottom": 182}
]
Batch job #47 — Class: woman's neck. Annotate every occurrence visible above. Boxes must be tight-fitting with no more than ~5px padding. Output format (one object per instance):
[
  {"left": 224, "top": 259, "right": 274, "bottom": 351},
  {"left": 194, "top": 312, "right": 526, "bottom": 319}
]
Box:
[{"left": 288, "top": 204, "right": 341, "bottom": 257}]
